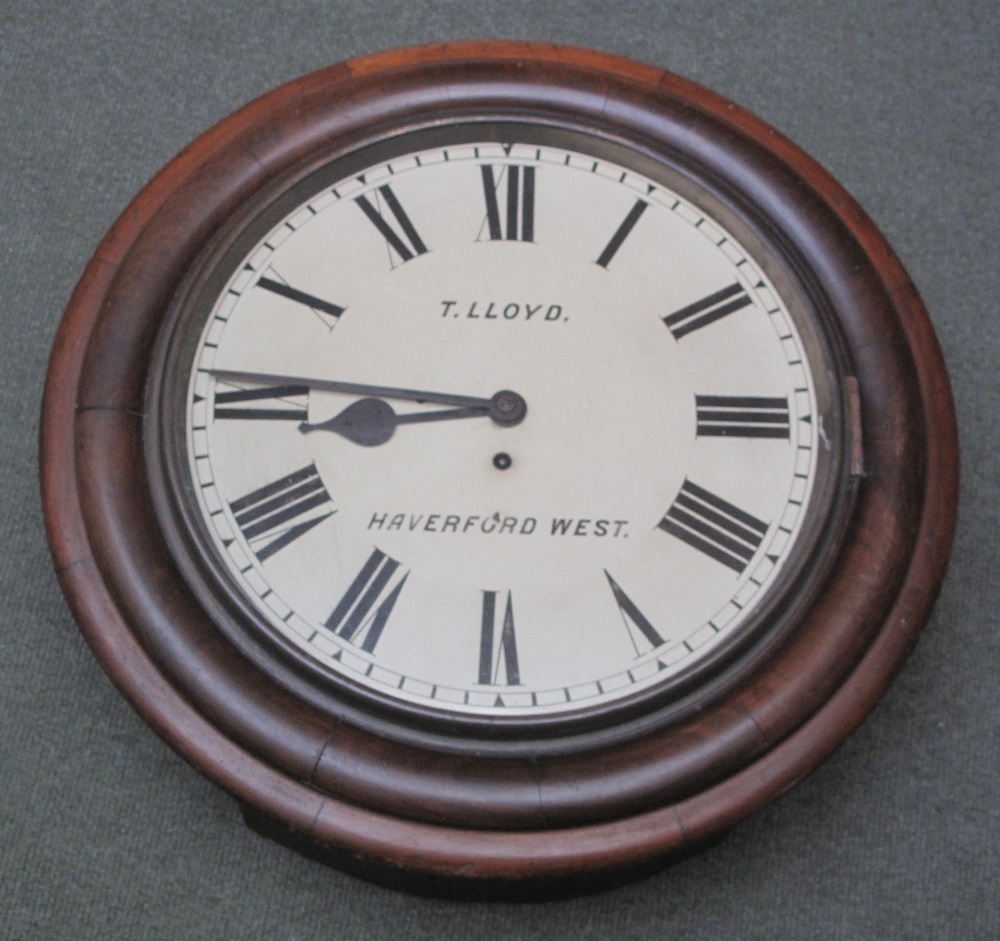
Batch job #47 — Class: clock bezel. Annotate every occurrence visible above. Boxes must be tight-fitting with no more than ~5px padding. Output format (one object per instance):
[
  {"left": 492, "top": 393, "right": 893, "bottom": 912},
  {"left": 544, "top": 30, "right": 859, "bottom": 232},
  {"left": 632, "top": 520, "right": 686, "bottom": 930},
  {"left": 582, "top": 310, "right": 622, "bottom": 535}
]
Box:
[
  {"left": 146, "top": 117, "right": 851, "bottom": 749},
  {"left": 41, "top": 42, "right": 957, "bottom": 895}
]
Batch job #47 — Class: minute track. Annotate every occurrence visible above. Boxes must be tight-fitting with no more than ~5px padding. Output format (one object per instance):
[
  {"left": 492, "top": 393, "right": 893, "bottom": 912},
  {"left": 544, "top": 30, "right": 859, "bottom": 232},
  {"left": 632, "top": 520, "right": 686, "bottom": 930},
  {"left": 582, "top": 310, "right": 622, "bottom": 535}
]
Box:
[{"left": 182, "top": 130, "right": 823, "bottom": 719}]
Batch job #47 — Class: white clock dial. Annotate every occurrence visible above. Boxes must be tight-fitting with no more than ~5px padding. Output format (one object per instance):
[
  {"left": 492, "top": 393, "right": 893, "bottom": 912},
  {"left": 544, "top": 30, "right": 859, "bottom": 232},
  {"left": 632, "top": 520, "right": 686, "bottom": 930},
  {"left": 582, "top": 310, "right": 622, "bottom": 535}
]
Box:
[{"left": 174, "top": 127, "right": 834, "bottom": 718}]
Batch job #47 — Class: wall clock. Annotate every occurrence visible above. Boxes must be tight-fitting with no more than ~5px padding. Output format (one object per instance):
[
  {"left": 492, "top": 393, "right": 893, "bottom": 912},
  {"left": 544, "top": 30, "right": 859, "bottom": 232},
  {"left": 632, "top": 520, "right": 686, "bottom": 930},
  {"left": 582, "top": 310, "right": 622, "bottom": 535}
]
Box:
[{"left": 41, "top": 42, "right": 957, "bottom": 898}]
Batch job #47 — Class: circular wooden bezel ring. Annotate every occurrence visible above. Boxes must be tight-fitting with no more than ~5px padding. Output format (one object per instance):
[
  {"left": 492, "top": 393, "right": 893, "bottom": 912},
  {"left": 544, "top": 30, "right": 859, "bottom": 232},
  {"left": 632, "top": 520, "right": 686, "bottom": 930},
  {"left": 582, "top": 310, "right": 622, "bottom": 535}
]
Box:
[{"left": 40, "top": 42, "right": 957, "bottom": 896}]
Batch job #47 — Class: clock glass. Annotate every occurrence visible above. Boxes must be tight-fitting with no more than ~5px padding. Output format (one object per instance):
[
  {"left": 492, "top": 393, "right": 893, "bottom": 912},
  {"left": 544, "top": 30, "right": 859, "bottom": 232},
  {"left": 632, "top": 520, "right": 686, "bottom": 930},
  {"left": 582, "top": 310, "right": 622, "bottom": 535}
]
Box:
[{"left": 153, "top": 122, "right": 843, "bottom": 726}]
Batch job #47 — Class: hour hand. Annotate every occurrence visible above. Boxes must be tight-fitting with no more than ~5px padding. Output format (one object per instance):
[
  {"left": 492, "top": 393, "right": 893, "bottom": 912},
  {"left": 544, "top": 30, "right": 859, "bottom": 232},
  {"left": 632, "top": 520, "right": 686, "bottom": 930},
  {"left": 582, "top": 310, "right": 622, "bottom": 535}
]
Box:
[{"left": 299, "top": 398, "right": 488, "bottom": 446}]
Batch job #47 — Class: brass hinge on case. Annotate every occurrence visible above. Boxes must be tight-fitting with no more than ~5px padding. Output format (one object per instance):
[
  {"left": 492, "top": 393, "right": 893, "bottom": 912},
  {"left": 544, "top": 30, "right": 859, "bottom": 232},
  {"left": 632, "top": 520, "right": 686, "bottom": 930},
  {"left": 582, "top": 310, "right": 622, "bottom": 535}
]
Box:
[{"left": 845, "top": 376, "right": 864, "bottom": 477}]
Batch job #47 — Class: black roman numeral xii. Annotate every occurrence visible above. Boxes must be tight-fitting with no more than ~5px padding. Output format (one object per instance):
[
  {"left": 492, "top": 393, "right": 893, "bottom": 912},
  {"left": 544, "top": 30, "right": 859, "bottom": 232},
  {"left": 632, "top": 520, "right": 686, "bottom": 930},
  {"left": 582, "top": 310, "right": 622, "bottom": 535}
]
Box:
[{"left": 480, "top": 164, "right": 535, "bottom": 242}]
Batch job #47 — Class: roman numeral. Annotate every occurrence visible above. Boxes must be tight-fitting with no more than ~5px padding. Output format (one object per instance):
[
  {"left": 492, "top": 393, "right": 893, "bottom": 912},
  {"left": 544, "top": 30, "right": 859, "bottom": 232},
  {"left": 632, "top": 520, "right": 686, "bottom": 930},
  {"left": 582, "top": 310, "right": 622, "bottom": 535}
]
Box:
[
  {"left": 229, "top": 463, "right": 334, "bottom": 562},
  {"left": 213, "top": 383, "right": 309, "bottom": 422},
  {"left": 605, "top": 572, "right": 664, "bottom": 653},
  {"left": 596, "top": 199, "right": 648, "bottom": 267},
  {"left": 478, "top": 590, "right": 520, "bottom": 685},
  {"left": 355, "top": 184, "right": 428, "bottom": 264},
  {"left": 256, "top": 275, "right": 345, "bottom": 325},
  {"left": 325, "top": 549, "right": 407, "bottom": 653},
  {"left": 663, "top": 283, "right": 752, "bottom": 339},
  {"left": 659, "top": 479, "right": 768, "bottom": 574},
  {"left": 480, "top": 164, "right": 535, "bottom": 241},
  {"left": 695, "top": 395, "right": 790, "bottom": 439}
]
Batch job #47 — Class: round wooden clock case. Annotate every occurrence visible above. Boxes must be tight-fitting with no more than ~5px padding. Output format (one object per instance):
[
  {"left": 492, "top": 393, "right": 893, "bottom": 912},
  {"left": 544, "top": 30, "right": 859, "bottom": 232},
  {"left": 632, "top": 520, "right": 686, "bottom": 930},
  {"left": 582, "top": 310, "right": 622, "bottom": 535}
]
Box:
[{"left": 40, "top": 42, "right": 957, "bottom": 898}]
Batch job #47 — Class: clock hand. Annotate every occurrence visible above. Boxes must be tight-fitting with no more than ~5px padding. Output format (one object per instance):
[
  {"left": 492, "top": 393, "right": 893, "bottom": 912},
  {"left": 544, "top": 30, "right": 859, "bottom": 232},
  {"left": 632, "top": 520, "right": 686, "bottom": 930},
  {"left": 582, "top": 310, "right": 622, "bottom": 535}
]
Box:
[
  {"left": 298, "top": 398, "right": 488, "bottom": 446},
  {"left": 210, "top": 367, "right": 493, "bottom": 409},
  {"left": 209, "top": 368, "right": 527, "bottom": 427}
]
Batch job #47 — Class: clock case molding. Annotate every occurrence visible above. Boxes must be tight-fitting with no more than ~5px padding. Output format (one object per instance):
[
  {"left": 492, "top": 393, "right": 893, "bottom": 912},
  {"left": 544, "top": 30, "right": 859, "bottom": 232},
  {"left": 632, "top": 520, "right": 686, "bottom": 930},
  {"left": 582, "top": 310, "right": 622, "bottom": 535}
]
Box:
[{"left": 40, "top": 42, "right": 957, "bottom": 897}]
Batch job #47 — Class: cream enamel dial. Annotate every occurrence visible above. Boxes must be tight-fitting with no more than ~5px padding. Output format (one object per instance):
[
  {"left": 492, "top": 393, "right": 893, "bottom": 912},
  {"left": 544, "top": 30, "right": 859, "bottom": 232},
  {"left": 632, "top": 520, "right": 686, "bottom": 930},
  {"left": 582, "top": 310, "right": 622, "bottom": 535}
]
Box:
[{"left": 166, "top": 125, "right": 836, "bottom": 719}]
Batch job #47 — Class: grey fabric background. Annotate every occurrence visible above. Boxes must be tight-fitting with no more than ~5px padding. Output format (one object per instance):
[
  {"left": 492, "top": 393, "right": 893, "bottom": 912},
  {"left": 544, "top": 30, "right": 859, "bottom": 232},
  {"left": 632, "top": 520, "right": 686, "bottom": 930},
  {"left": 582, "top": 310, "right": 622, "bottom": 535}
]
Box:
[{"left": 2, "top": 2, "right": 997, "bottom": 938}]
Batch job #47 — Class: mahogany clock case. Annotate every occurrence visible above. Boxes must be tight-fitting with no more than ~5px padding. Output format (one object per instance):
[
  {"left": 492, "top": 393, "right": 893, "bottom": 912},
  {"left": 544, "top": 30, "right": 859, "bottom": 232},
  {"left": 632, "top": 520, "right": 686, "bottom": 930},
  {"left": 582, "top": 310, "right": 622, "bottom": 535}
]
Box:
[{"left": 40, "top": 43, "right": 957, "bottom": 896}]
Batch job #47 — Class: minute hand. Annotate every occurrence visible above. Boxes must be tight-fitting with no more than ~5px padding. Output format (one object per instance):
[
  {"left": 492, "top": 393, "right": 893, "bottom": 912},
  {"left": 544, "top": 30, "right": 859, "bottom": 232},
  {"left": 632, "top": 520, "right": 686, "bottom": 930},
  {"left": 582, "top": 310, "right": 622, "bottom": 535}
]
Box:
[{"left": 208, "top": 367, "right": 495, "bottom": 409}]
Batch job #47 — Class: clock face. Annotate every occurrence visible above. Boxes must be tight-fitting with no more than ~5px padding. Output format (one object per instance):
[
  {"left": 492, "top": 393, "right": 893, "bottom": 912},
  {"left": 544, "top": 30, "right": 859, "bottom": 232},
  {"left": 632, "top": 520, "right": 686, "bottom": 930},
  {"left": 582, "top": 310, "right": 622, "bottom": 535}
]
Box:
[{"left": 155, "top": 123, "right": 841, "bottom": 723}]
